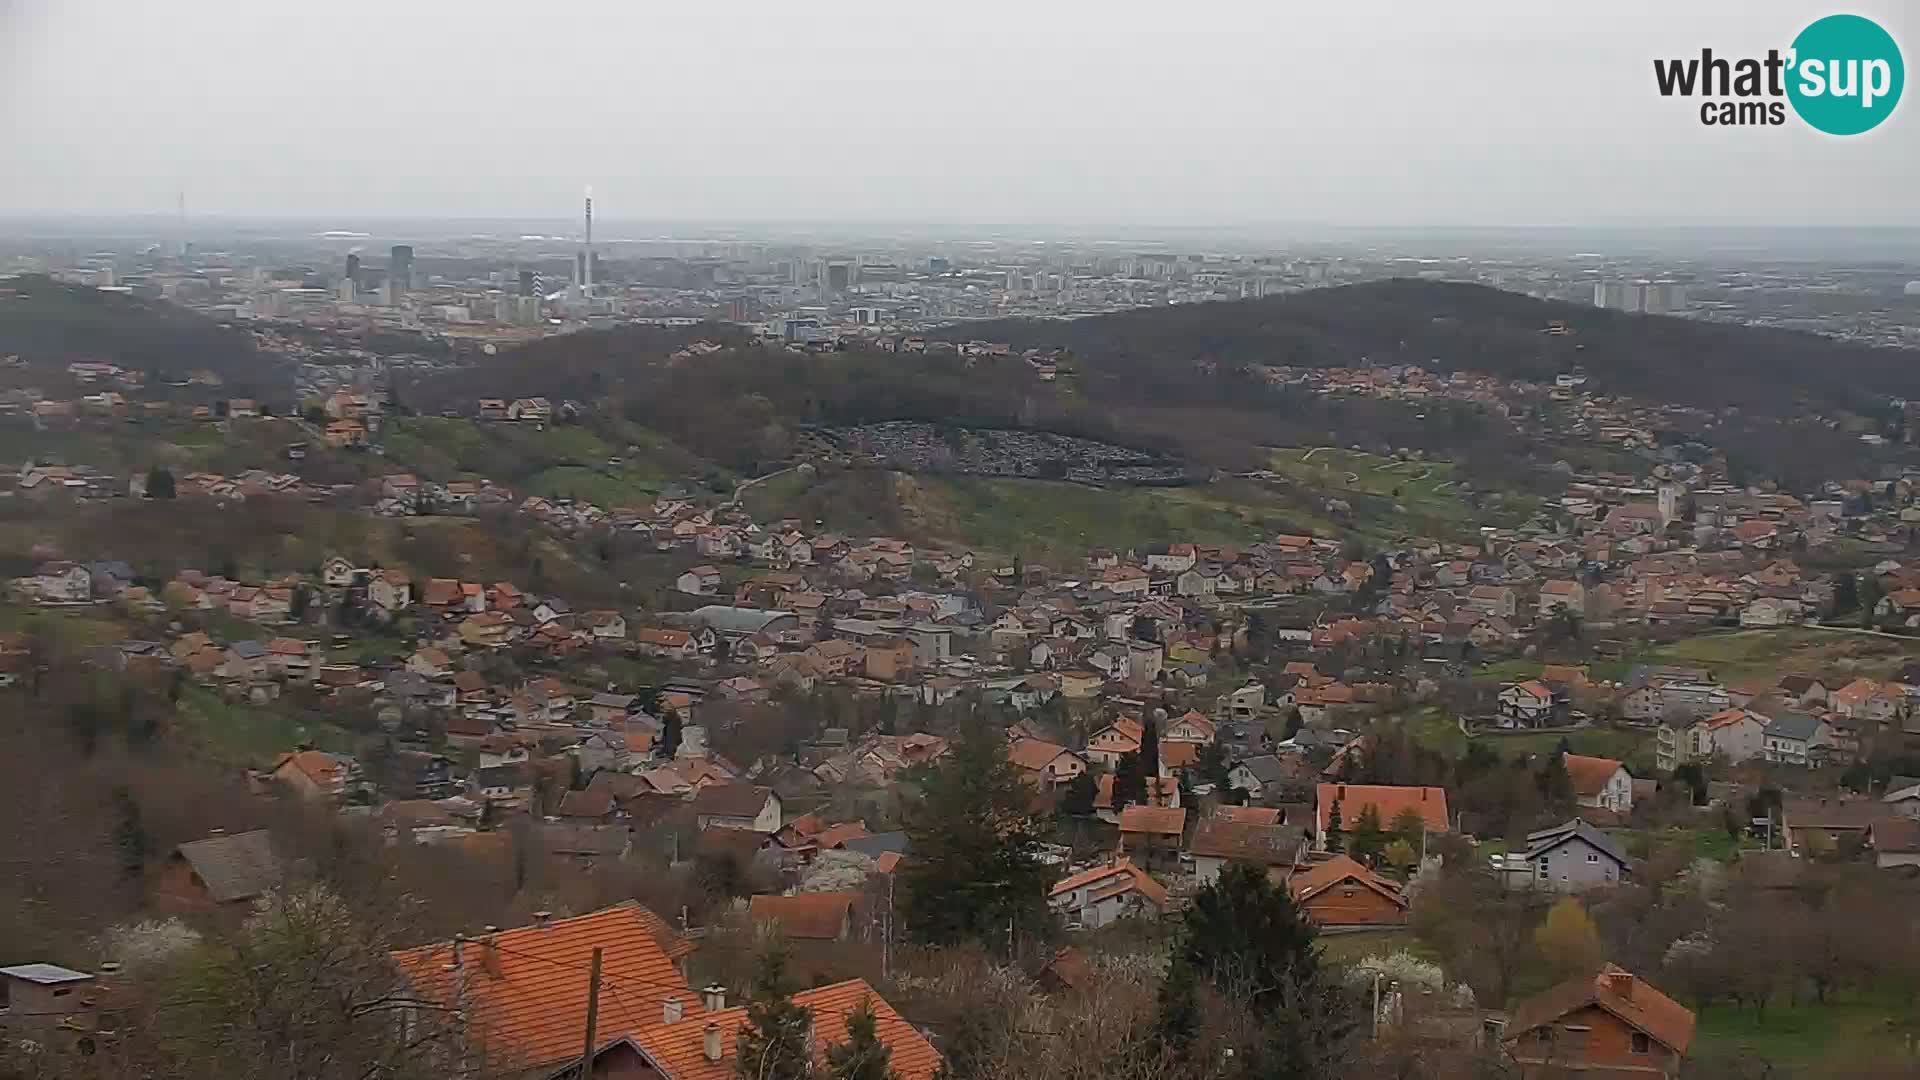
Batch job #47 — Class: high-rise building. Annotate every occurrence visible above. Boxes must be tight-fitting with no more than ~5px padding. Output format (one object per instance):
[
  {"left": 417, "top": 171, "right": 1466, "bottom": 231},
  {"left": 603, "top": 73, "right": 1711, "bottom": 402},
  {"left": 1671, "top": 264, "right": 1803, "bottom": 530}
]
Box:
[
  {"left": 345, "top": 253, "right": 361, "bottom": 285},
  {"left": 518, "top": 269, "right": 537, "bottom": 297},
  {"left": 389, "top": 245, "right": 414, "bottom": 293}
]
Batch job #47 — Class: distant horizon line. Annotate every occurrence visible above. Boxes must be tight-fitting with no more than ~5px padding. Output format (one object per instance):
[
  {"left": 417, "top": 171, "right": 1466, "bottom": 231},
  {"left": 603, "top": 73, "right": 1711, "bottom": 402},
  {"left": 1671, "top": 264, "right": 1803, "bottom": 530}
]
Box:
[{"left": 3, "top": 211, "right": 1919, "bottom": 233}]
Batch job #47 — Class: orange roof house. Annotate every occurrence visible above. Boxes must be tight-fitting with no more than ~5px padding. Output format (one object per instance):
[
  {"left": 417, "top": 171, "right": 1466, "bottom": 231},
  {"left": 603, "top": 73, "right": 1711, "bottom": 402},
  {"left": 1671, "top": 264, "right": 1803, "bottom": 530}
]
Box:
[
  {"left": 391, "top": 904, "right": 698, "bottom": 1076},
  {"left": 747, "top": 892, "right": 863, "bottom": 942},
  {"left": 1506, "top": 965, "right": 1695, "bottom": 1075},
  {"left": 1286, "top": 854, "right": 1409, "bottom": 927},
  {"left": 1314, "top": 784, "right": 1449, "bottom": 847},
  {"left": 624, "top": 979, "right": 941, "bottom": 1080}
]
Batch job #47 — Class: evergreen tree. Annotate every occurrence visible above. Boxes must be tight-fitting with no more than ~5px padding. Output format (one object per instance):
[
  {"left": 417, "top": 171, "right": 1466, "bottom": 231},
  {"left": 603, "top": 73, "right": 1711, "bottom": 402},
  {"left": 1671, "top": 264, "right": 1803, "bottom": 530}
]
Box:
[
  {"left": 1389, "top": 805, "right": 1427, "bottom": 847},
  {"left": 1324, "top": 797, "right": 1345, "bottom": 853},
  {"left": 1140, "top": 713, "right": 1161, "bottom": 781},
  {"left": 1113, "top": 750, "right": 1149, "bottom": 808},
  {"left": 1157, "top": 862, "right": 1353, "bottom": 1072},
  {"left": 1539, "top": 749, "right": 1575, "bottom": 812},
  {"left": 660, "top": 707, "right": 683, "bottom": 759},
  {"left": 1061, "top": 769, "right": 1096, "bottom": 817},
  {"left": 899, "top": 716, "right": 1054, "bottom": 949},
  {"left": 736, "top": 945, "right": 813, "bottom": 1080},
  {"left": 1350, "top": 803, "right": 1387, "bottom": 863},
  {"left": 825, "top": 998, "right": 898, "bottom": 1080},
  {"left": 1198, "top": 742, "right": 1233, "bottom": 791},
  {"left": 146, "top": 464, "right": 177, "bottom": 499},
  {"left": 1859, "top": 574, "right": 1884, "bottom": 629},
  {"left": 1832, "top": 572, "right": 1859, "bottom": 618},
  {"left": 111, "top": 785, "right": 148, "bottom": 883},
  {"left": 1283, "top": 706, "right": 1304, "bottom": 741}
]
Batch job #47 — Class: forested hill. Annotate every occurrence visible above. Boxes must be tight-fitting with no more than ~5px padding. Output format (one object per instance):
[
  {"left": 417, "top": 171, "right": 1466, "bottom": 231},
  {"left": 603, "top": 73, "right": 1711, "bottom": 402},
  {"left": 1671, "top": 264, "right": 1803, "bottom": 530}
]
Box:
[
  {"left": 0, "top": 276, "right": 285, "bottom": 396},
  {"left": 944, "top": 279, "right": 1920, "bottom": 416}
]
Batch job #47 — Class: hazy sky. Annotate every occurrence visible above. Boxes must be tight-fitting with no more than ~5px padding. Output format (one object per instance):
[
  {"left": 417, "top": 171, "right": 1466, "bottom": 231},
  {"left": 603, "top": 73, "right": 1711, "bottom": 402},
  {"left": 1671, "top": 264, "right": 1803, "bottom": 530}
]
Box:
[{"left": 3, "top": 0, "right": 1916, "bottom": 226}]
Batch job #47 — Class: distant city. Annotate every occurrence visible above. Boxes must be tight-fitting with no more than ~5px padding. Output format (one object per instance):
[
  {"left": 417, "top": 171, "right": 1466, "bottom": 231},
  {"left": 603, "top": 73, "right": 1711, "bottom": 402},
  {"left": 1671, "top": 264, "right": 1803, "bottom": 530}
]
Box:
[{"left": 5, "top": 205, "right": 1920, "bottom": 352}]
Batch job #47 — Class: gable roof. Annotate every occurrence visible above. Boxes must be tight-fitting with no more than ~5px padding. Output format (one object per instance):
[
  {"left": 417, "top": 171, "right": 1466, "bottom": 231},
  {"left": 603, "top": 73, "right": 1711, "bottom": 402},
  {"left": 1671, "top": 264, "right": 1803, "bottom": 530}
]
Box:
[
  {"left": 1507, "top": 965, "right": 1695, "bottom": 1057},
  {"left": 1187, "top": 818, "right": 1304, "bottom": 866},
  {"left": 392, "top": 903, "right": 698, "bottom": 1073},
  {"left": 1521, "top": 819, "right": 1629, "bottom": 866},
  {"left": 1561, "top": 754, "right": 1626, "bottom": 798},
  {"left": 1765, "top": 711, "right": 1828, "bottom": 743},
  {"left": 1006, "top": 737, "right": 1079, "bottom": 772},
  {"left": 1286, "top": 854, "right": 1408, "bottom": 913},
  {"left": 173, "top": 829, "right": 281, "bottom": 903},
  {"left": 747, "top": 892, "right": 860, "bottom": 940},
  {"left": 1315, "top": 783, "right": 1449, "bottom": 836},
  {"left": 1117, "top": 805, "right": 1187, "bottom": 837},
  {"left": 690, "top": 784, "right": 776, "bottom": 821},
  {"left": 1048, "top": 859, "right": 1170, "bottom": 909},
  {"left": 632, "top": 978, "right": 940, "bottom": 1080}
]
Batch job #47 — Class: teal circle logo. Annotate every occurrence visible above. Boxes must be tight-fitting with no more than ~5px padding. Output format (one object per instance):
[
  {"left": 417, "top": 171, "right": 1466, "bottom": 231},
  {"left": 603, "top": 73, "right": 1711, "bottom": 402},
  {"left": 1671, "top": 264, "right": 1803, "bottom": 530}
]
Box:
[{"left": 1788, "top": 14, "right": 1903, "bottom": 135}]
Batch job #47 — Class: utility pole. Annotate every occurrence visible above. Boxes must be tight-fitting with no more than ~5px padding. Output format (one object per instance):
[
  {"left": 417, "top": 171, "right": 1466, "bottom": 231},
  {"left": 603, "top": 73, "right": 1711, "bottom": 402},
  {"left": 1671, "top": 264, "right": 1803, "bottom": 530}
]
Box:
[{"left": 577, "top": 947, "right": 603, "bottom": 1080}]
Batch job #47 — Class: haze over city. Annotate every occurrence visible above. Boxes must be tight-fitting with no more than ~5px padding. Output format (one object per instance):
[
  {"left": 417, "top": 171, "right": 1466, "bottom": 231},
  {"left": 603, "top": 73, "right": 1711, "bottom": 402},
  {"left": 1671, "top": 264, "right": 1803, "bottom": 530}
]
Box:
[{"left": 5, "top": 0, "right": 1919, "bottom": 226}]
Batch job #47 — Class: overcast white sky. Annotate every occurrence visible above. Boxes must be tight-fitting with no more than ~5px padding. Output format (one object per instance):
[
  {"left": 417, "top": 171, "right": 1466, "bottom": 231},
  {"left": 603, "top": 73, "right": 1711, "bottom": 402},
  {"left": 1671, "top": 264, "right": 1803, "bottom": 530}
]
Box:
[{"left": 2, "top": 0, "right": 1915, "bottom": 225}]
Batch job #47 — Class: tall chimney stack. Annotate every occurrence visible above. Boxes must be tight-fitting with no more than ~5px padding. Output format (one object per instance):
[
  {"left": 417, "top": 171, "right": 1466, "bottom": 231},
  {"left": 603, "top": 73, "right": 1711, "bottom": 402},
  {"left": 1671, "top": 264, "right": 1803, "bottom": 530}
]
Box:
[{"left": 702, "top": 1023, "right": 722, "bottom": 1062}]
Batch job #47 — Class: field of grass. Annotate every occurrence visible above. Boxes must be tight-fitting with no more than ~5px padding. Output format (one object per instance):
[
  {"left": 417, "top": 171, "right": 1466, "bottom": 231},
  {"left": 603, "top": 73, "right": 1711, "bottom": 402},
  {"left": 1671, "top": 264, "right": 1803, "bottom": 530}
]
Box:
[
  {"left": 917, "top": 476, "right": 1271, "bottom": 561},
  {"left": 1403, "top": 708, "right": 1656, "bottom": 774},
  {"left": 1692, "top": 991, "right": 1916, "bottom": 1069},
  {"left": 0, "top": 604, "right": 128, "bottom": 648},
  {"left": 1266, "top": 446, "right": 1537, "bottom": 543},
  {"left": 524, "top": 464, "right": 665, "bottom": 508},
  {"left": 1592, "top": 627, "right": 1920, "bottom": 686},
  {"left": 175, "top": 687, "right": 351, "bottom": 766},
  {"left": 385, "top": 417, "right": 716, "bottom": 500}
]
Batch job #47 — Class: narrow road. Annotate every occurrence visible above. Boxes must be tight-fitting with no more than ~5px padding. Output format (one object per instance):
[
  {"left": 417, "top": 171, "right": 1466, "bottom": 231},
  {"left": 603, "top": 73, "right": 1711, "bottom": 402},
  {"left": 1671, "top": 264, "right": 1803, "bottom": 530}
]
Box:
[{"left": 726, "top": 464, "right": 800, "bottom": 510}]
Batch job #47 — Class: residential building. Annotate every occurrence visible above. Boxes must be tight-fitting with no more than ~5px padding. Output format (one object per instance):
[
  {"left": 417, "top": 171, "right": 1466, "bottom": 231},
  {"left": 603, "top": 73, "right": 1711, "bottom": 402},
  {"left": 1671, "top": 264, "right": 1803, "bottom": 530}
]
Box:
[
  {"left": 1314, "top": 784, "right": 1449, "bottom": 850},
  {"left": 1186, "top": 818, "right": 1305, "bottom": 885},
  {"left": 152, "top": 829, "right": 283, "bottom": 913},
  {"left": 1762, "top": 711, "right": 1836, "bottom": 766},
  {"left": 1563, "top": 754, "right": 1633, "bottom": 814},
  {"left": 1287, "top": 854, "right": 1410, "bottom": 927},
  {"left": 691, "top": 784, "right": 782, "bottom": 833},
  {"left": 1505, "top": 966, "right": 1694, "bottom": 1078},
  {"left": 1048, "top": 859, "right": 1170, "bottom": 929},
  {"left": 1503, "top": 820, "right": 1630, "bottom": 892}
]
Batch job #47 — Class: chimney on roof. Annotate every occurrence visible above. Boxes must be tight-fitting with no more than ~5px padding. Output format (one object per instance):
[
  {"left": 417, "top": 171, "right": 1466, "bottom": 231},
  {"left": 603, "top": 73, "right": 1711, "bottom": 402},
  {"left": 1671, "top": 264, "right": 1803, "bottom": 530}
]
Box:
[
  {"left": 532, "top": 910, "right": 552, "bottom": 929},
  {"left": 703, "top": 984, "right": 727, "bottom": 1011},
  {"left": 451, "top": 934, "right": 465, "bottom": 970},
  {"left": 1604, "top": 971, "right": 1634, "bottom": 999},
  {"left": 663, "top": 996, "right": 684, "bottom": 1024},
  {"left": 703, "top": 1023, "right": 722, "bottom": 1063}
]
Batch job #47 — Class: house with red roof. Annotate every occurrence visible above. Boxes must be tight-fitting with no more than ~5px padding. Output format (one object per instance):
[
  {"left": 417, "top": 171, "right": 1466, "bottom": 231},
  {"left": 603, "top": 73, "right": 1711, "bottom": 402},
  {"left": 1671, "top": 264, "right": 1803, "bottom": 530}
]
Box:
[
  {"left": 1287, "top": 854, "right": 1409, "bottom": 927},
  {"left": 1047, "top": 859, "right": 1170, "bottom": 930},
  {"left": 1505, "top": 965, "right": 1694, "bottom": 1077},
  {"left": 1314, "top": 784, "right": 1449, "bottom": 851},
  {"left": 1563, "top": 754, "right": 1633, "bottom": 815}
]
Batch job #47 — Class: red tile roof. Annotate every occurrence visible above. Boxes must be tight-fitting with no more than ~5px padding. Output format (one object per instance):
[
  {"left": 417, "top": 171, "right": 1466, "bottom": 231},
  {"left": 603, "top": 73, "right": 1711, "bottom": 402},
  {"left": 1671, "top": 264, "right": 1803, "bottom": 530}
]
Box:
[
  {"left": 390, "top": 903, "right": 696, "bottom": 1074},
  {"left": 1287, "top": 854, "right": 1408, "bottom": 921},
  {"left": 1561, "top": 754, "right": 1624, "bottom": 798},
  {"left": 1117, "top": 805, "right": 1187, "bottom": 837},
  {"left": 747, "top": 892, "right": 861, "bottom": 940},
  {"left": 1315, "top": 784, "right": 1450, "bottom": 836},
  {"left": 636, "top": 979, "right": 940, "bottom": 1080},
  {"left": 1507, "top": 965, "right": 1695, "bottom": 1057}
]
